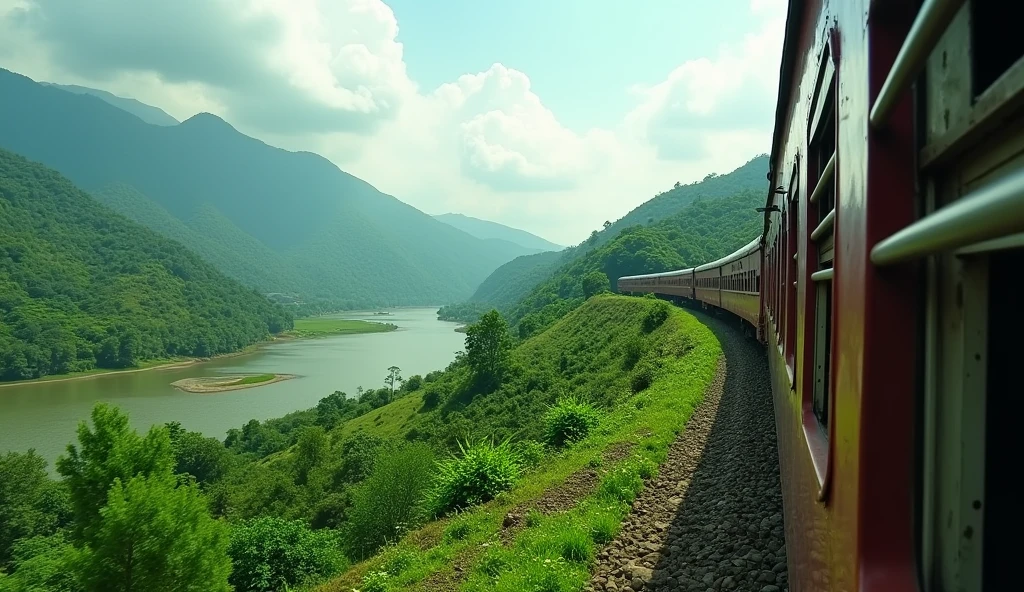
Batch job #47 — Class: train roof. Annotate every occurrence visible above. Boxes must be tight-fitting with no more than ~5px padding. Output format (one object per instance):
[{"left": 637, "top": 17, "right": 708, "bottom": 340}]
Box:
[
  {"left": 618, "top": 267, "right": 695, "bottom": 282},
  {"left": 694, "top": 235, "right": 762, "bottom": 272}
]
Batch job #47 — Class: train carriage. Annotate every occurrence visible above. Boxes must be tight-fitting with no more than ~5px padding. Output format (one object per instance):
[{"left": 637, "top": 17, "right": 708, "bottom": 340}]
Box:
[
  {"left": 617, "top": 268, "right": 695, "bottom": 300},
  {"left": 617, "top": 0, "right": 1022, "bottom": 589}
]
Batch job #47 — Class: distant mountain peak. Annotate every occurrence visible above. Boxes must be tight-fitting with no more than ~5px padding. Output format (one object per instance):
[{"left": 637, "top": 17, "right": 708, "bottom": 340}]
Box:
[
  {"left": 41, "top": 82, "right": 180, "bottom": 127},
  {"left": 180, "top": 112, "right": 236, "bottom": 130},
  {"left": 432, "top": 213, "right": 564, "bottom": 253}
]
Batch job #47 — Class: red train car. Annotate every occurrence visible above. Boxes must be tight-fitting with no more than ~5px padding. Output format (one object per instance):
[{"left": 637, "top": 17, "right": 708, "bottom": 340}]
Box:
[{"left": 620, "top": 1, "right": 1023, "bottom": 589}]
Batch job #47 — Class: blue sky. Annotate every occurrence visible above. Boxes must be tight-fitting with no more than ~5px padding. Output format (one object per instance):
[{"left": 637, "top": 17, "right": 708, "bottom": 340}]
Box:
[
  {"left": 0, "top": 0, "right": 785, "bottom": 243},
  {"left": 388, "top": 0, "right": 766, "bottom": 132}
]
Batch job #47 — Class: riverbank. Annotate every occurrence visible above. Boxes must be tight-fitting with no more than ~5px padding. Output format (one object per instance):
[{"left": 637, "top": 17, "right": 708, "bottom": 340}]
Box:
[
  {"left": 0, "top": 319, "right": 394, "bottom": 390},
  {"left": 171, "top": 373, "right": 297, "bottom": 393}
]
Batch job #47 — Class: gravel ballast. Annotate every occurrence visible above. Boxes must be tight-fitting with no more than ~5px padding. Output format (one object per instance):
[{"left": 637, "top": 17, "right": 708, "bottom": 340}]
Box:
[{"left": 586, "top": 311, "right": 788, "bottom": 592}]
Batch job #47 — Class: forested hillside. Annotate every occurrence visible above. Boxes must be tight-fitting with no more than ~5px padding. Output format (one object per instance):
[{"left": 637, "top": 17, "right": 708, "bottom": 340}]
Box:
[
  {"left": 0, "top": 295, "right": 721, "bottom": 592},
  {"left": 0, "top": 149, "right": 292, "bottom": 382},
  {"left": 442, "top": 156, "right": 769, "bottom": 324},
  {"left": 596, "top": 154, "right": 768, "bottom": 248},
  {"left": 508, "top": 190, "right": 763, "bottom": 335},
  {"left": 0, "top": 68, "right": 535, "bottom": 311},
  {"left": 469, "top": 250, "right": 563, "bottom": 307}
]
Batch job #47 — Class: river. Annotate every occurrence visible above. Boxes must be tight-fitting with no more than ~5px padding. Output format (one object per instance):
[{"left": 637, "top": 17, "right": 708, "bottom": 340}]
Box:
[{"left": 0, "top": 308, "right": 464, "bottom": 466}]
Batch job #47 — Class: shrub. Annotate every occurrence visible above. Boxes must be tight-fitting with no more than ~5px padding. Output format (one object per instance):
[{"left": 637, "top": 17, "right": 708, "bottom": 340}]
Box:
[
  {"left": 403, "top": 375, "right": 423, "bottom": 392},
  {"left": 421, "top": 385, "right": 444, "bottom": 410},
  {"left": 345, "top": 443, "right": 435, "bottom": 559},
  {"left": 630, "top": 361, "right": 656, "bottom": 393},
  {"left": 642, "top": 302, "right": 670, "bottom": 333},
  {"left": 427, "top": 438, "right": 523, "bottom": 516},
  {"left": 359, "top": 570, "right": 391, "bottom": 592},
  {"left": 228, "top": 516, "right": 345, "bottom": 592},
  {"left": 514, "top": 440, "right": 546, "bottom": 469},
  {"left": 622, "top": 335, "right": 644, "bottom": 370},
  {"left": 380, "top": 546, "right": 419, "bottom": 577},
  {"left": 543, "top": 396, "right": 601, "bottom": 448}
]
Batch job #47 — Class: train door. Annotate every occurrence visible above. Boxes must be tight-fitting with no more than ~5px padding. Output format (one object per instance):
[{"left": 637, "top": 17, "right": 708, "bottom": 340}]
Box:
[{"left": 869, "top": 3, "right": 1024, "bottom": 590}]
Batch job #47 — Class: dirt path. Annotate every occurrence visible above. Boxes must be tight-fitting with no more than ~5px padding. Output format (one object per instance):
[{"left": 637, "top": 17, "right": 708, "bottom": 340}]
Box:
[{"left": 586, "top": 311, "right": 788, "bottom": 592}]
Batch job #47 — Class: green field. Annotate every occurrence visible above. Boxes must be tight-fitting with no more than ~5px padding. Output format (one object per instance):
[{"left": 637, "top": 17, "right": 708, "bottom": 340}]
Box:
[
  {"left": 289, "top": 318, "right": 398, "bottom": 338},
  {"left": 225, "top": 373, "right": 276, "bottom": 386}
]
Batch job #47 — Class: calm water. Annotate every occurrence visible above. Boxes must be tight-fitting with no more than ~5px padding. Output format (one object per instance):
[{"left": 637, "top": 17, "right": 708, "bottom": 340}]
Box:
[{"left": 0, "top": 308, "right": 464, "bottom": 466}]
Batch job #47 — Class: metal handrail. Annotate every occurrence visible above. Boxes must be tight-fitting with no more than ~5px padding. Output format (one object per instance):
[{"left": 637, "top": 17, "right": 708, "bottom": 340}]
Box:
[
  {"left": 872, "top": 168, "right": 1024, "bottom": 265},
  {"left": 811, "top": 209, "right": 836, "bottom": 242},
  {"left": 809, "top": 152, "right": 836, "bottom": 204},
  {"left": 869, "top": 0, "right": 965, "bottom": 129},
  {"left": 811, "top": 268, "right": 834, "bottom": 282}
]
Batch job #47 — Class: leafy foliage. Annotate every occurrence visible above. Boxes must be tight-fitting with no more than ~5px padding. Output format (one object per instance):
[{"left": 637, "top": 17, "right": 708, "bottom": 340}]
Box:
[
  {"left": 227, "top": 517, "right": 345, "bottom": 592},
  {"left": 543, "top": 396, "right": 601, "bottom": 448},
  {"left": 76, "top": 473, "right": 231, "bottom": 592},
  {"left": 0, "top": 149, "right": 292, "bottom": 381},
  {"left": 464, "top": 310, "right": 513, "bottom": 392},
  {"left": 505, "top": 189, "right": 763, "bottom": 334},
  {"left": 427, "top": 439, "right": 523, "bottom": 516},
  {"left": 344, "top": 443, "right": 435, "bottom": 558}
]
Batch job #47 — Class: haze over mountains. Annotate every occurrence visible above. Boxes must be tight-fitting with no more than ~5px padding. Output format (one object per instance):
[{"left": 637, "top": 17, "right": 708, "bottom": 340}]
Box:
[
  {"left": 432, "top": 213, "right": 564, "bottom": 253},
  {"left": 0, "top": 68, "right": 543, "bottom": 311}
]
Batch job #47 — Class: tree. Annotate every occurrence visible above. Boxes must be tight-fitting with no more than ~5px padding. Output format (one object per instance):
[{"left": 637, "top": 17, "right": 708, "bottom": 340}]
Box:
[
  {"left": 170, "top": 431, "right": 233, "bottom": 486},
  {"left": 75, "top": 474, "right": 231, "bottom": 592},
  {"left": 464, "top": 310, "right": 513, "bottom": 392},
  {"left": 0, "top": 451, "right": 50, "bottom": 567},
  {"left": 228, "top": 517, "right": 344, "bottom": 592},
  {"left": 56, "top": 404, "right": 174, "bottom": 542},
  {"left": 55, "top": 403, "right": 232, "bottom": 592},
  {"left": 582, "top": 270, "right": 610, "bottom": 299},
  {"left": 344, "top": 443, "right": 435, "bottom": 558},
  {"left": 294, "top": 426, "right": 329, "bottom": 485},
  {"left": 384, "top": 366, "right": 402, "bottom": 402},
  {"left": 602, "top": 220, "right": 611, "bottom": 230}
]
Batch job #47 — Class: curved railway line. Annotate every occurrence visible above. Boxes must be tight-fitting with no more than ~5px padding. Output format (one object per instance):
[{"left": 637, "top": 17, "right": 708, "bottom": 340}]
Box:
[{"left": 588, "top": 311, "right": 786, "bottom": 592}]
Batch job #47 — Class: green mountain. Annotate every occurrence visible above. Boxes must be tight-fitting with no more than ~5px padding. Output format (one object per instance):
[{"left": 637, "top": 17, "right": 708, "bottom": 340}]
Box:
[
  {"left": 40, "top": 82, "right": 180, "bottom": 126},
  {"left": 595, "top": 154, "right": 768, "bottom": 248},
  {"left": 444, "top": 155, "right": 769, "bottom": 323},
  {"left": 0, "top": 148, "right": 292, "bottom": 382},
  {"left": 0, "top": 68, "right": 535, "bottom": 311},
  {"left": 509, "top": 190, "right": 764, "bottom": 336},
  {"left": 433, "top": 213, "right": 564, "bottom": 252},
  {"left": 468, "top": 251, "right": 563, "bottom": 308}
]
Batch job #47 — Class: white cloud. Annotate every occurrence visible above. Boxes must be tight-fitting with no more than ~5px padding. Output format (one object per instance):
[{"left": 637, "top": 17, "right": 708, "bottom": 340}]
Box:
[{"left": 0, "top": 0, "right": 784, "bottom": 245}]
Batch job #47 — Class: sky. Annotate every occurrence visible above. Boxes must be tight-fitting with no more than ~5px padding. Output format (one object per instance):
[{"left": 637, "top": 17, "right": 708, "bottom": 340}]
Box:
[{"left": 0, "top": 0, "right": 785, "bottom": 245}]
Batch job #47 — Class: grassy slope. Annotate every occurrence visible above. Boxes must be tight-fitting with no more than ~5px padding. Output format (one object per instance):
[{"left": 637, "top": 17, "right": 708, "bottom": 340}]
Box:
[
  {"left": 289, "top": 318, "right": 398, "bottom": 338},
  {"left": 319, "top": 295, "right": 722, "bottom": 591}
]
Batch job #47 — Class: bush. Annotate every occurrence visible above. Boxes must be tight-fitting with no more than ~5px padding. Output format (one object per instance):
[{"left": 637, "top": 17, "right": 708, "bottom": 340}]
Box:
[
  {"left": 403, "top": 375, "right": 423, "bottom": 392},
  {"left": 543, "top": 396, "right": 601, "bottom": 448},
  {"left": 421, "top": 384, "right": 444, "bottom": 410},
  {"left": 228, "top": 516, "right": 345, "bottom": 592},
  {"left": 630, "top": 361, "right": 656, "bottom": 393},
  {"left": 345, "top": 443, "right": 435, "bottom": 559},
  {"left": 359, "top": 570, "right": 391, "bottom": 592},
  {"left": 642, "top": 302, "right": 670, "bottom": 333},
  {"left": 622, "top": 335, "right": 644, "bottom": 370},
  {"left": 427, "top": 438, "right": 523, "bottom": 516},
  {"left": 514, "top": 440, "right": 546, "bottom": 469}
]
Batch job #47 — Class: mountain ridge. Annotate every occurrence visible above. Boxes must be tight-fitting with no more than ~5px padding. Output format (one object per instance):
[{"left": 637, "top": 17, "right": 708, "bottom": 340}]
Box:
[
  {"left": 41, "top": 82, "right": 180, "bottom": 126},
  {"left": 433, "top": 212, "right": 563, "bottom": 252},
  {"left": 0, "top": 68, "right": 536, "bottom": 311}
]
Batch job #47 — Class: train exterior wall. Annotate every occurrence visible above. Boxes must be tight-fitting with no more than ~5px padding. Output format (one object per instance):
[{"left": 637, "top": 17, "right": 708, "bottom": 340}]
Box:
[
  {"left": 764, "top": 0, "right": 919, "bottom": 590},
  {"left": 720, "top": 291, "right": 759, "bottom": 327}
]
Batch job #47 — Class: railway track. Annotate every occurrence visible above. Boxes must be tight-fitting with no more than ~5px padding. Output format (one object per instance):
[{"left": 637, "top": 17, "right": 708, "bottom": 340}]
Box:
[{"left": 587, "top": 310, "right": 788, "bottom": 592}]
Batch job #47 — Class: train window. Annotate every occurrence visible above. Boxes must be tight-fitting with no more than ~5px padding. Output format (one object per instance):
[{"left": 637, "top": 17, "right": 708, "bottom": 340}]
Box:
[
  {"left": 807, "top": 44, "right": 837, "bottom": 435},
  {"left": 970, "top": 0, "right": 1024, "bottom": 96}
]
